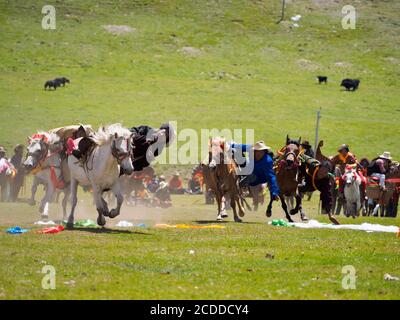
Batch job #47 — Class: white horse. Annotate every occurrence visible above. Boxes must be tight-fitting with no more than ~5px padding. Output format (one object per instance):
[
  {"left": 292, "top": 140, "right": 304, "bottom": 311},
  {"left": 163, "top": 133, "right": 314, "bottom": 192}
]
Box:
[
  {"left": 67, "top": 124, "right": 134, "bottom": 228},
  {"left": 24, "top": 132, "right": 69, "bottom": 219},
  {"left": 343, "top": 167, "right": 362, "bottom": 218}
]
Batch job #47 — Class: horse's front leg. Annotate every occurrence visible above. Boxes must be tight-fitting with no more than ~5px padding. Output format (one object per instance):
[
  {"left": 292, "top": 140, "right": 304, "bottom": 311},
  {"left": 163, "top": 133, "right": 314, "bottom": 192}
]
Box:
[
  {"left": 266, "top": 196, "right": 273, "bottom": 217},
  {"left": 39, "top": 182, "right": 54, "bottom": 219},
  {"left": 219, "top": 194, "right": 228, "bottom": 218},
  {"left": 66, "top": 178, "right": 78, "bottom": 229},
  {"left": 215, "top": 191, "right": 224, "bottom": 221},
  {"left": 109, "top": 183, "right": 123, "bottom": 219},
  {"left": 279, "top": 195, "right": 293, "bottom": 223},
  {"left": 322, "top": 190, "right": 340, "bottom": 225},
  {"left": 62, "top": 183, "right": 70, "bottom": 221},
  {"left": 231, "top": 195, "right": 242, "bottom": 223},
  {"left": 290, "top": 194, "right": 301, "bottom": 215},
  {"left": 29, "top": 176, "right": 39, "bottom": 206},
  {"left": 93, "top": 186, "right": 107, "bottom": 226}
]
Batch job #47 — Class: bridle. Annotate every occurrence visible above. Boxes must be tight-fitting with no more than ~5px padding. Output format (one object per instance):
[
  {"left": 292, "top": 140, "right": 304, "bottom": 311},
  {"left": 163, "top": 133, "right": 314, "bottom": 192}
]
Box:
[
  {"left": 282, "top": 143, "right": 300, "bottom": 168},
  {"left": 26, "top": 140, "right": 49, "bottom": 173},
  {"left": 111, "top": 137, "right": 132, "bottom": 164}
]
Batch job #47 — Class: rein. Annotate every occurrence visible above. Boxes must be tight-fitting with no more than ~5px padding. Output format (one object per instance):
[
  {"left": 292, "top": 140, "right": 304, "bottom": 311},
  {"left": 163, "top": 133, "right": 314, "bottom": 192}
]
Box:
[
  {"left": 306, "top": 165, "right": 319, "bottom": 191},
  {"left": 111, "top": 138, "right": 132, "bottom": 164}
]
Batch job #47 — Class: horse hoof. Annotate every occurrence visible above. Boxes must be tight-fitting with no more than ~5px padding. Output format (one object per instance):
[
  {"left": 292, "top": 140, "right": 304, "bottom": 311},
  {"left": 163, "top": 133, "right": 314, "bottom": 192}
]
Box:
[
  {"left": 220, "top": 211, "right": 228, "bottom": 218},
  {"left": 66, "top": 222, "right": 74, "bottom": 230},
  {"left": 289, "top": 209, "right": 298, "bottom": 216},
  {"left": 97, "top": 216, "right": 106, "bottom": 226},
  {"left": 234, "top": 217, "right": 242, "bottom": 223},
  {"left": 266, "top": 209, "right": 272, "bottom": 217},
  {"left": 301, "top": 215, "right": 308, "bottom": 221},
  {"left": 108, "top": 209, "right": 120, "bottom": 219}
]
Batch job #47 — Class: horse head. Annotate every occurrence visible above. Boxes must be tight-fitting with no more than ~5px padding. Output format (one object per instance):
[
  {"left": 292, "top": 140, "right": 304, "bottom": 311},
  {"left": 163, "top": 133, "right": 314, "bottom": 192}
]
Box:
[
  {"left": 111, "top": 129, "right": 134, "bottom": 175},
  {"left": 284, "top": 135, "right": 301, "bottom": 168},
  {"left": 23, "top": 133, "right": 50, "bottom": 173},
  {"left": 286, "top": 134, "right": 301, "bottom": 147},
  {"left": 342, "top": 165, "right": 358, "bottom": 186},
  {"left": 208, "top": 137, "right": 227, "bottom": 169}
]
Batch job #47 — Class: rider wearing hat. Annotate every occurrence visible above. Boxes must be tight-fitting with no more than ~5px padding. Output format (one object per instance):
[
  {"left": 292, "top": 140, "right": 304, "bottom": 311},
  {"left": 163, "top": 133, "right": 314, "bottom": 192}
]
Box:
[
  {"left": 331, "top": 144, "right": 357, "bottom": 173},
  {"left": 230, "top": 141, "right": 280, "bottom": 201},
  {"left": 368, "top": 151, "right": 392, "bottom": 189},
  {"left": 331, "top": 144, "right": 358, "bottom": 195},
  {"left": 300, "top": 140, "right": 315, "bottom": 158}
]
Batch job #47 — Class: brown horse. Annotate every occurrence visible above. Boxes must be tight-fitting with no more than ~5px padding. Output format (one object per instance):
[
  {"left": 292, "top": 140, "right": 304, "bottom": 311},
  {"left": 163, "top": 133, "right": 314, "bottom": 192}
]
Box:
[
  {"left": 202, "top": 137, "right": 246, "bottom": 222},
  {"left": 266, "top": 135, "right": 306, "bottom": 222},
  {"left": 298, "top": 140, "right": 340, "bottom": 225},
  {"left": 366, "top": 162, "right": 400, "bottom": 216}
]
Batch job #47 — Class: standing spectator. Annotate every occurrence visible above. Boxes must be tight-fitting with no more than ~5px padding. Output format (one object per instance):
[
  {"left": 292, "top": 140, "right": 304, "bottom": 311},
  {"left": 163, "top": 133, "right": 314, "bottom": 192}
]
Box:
[
  {"left": 168, "top": 172, "right": 185, "bottom": 194},
  {"left": 0, "top": 146, "right": 12, "bottom": 201},
  {"left": 10, "top": 144, "right": 25, "bottom": 201}
]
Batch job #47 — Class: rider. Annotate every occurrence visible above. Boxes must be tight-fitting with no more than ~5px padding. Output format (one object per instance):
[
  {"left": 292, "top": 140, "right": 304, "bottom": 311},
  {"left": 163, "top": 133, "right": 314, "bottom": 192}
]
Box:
[
  {"left": 130, "top": 123, "right": 174, "bottom": 172},
  {"left": 230, "top": 141, "right": 280, "bottom": 201},
  {"left": 300, "top": 140, "right": 315, "bottom": 158},
  {"left": 367, "top": 151, "right": 392, "bottom": 190},
  {"left": 331, "top": 144, "right": 357, "bottom": 173},
  {"left": 331, "top": 144, "right": 358, "bottom": 195}
]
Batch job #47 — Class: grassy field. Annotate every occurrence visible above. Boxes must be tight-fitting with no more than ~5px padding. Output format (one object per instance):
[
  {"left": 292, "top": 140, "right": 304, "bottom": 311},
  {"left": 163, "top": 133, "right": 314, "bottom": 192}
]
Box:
[
  {"left": 0, "top": 0, "right": 399, "bottom": 159},
  {"left": 0, "top": 191, "right": 399, "bottom": 300},
  {"left": 0, "top": 0, "right": 399, "bottom": 300}
]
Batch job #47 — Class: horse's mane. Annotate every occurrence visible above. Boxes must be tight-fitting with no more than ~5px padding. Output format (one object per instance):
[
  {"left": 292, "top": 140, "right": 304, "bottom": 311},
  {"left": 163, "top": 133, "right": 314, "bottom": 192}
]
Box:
[
  {"left": 31, "top": 131, "right": 60, "bottom": 145},
  {"left": 92, "top": 123, "right": 131, "bottom": 145}
]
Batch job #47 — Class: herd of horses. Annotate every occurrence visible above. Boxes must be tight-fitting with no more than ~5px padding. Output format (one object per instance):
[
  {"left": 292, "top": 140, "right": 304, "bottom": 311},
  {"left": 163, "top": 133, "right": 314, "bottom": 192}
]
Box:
[
  {"left": 23, "top": 124, "right": 139, "bottom": 228},
  {"left": 202, "top": 136, "right": 400, "bottom": 225},
  {"left": 5, "top": 124, "right": 399, "bottom": 227}
]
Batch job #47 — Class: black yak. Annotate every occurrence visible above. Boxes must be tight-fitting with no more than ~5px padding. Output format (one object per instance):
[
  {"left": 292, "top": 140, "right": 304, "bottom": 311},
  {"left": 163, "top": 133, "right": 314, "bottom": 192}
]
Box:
[
  {"left": 44, "top": 80, "right": 61, "bottom": 90},
  {"left": 54, "top": 77, "right": 70, "bottom": 86},
  {"left": 317, "top": 76, "right": 328, "bottom": 84},
  {"left": 341, "top": 78, "right": 360, "bottom": 91}
]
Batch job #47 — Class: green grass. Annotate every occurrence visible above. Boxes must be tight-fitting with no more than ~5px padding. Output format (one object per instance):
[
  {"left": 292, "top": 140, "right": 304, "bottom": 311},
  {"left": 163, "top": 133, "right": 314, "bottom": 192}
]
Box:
[
  {"left": 0, "top": 0, "right": 399, "bottom": 159},
  {"left": 0, "top": 193, "right": 399, "bottom": 299}
]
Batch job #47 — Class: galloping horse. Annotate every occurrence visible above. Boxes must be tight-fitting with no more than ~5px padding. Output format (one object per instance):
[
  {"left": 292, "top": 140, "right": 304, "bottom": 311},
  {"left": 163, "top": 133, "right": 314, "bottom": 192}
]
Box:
[
  {"left": 342, "top": 165, "right": 365, "bottom": 217},
  {"left": 366, "top": 162, "right": 400, "bottom": 217},
  {"left": 67, "top": 124, "right": 134, "bottom": 228},
  {"left": 202, "top": 137, "right": 246, "bottom": 222},
  {"left": 266, "top": 135, "right": 307, "bottom": 222},
  {"left": 298, "top": 140, "right": 340, "bottom": 225},
  {"left": 24, "top": 132, "right": 68, "bottom": 219}
]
